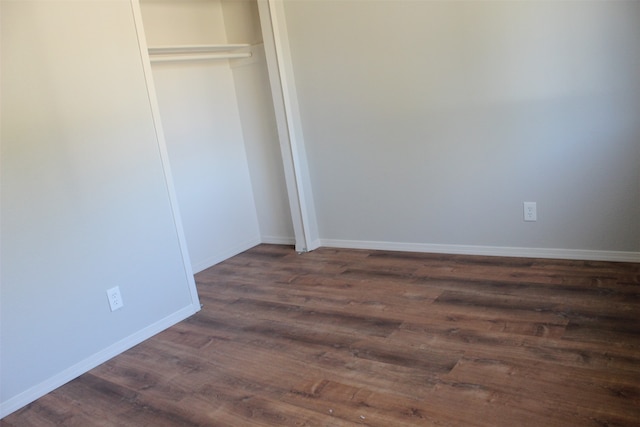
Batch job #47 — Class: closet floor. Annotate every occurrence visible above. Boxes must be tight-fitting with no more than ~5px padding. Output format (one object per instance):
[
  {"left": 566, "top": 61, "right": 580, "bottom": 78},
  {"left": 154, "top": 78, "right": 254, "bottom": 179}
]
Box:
[{"left": 3, "top": 244, "right": 640, "bottom": 426}]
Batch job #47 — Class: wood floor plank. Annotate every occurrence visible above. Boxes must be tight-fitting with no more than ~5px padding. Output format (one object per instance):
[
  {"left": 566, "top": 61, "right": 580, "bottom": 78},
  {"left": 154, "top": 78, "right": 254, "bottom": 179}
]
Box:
[
  {"left": 3, "top": 245, "right": 639, "bottom": 426},
  {"left": 445, "top": 355, "right": 640, "bottom": 421}
]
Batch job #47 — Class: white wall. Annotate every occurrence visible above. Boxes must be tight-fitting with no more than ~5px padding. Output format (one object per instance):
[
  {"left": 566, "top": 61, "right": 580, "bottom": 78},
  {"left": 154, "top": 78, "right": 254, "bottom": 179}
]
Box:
[
  {"left": 140, "top": 0, "right": 294, "bottom": 271},
  {"left": 223, "top": 0, "right": 294, "bottom": 245},
  {"left": 1, "top": 0, "right": 199, "bottom": 415},
  {"left": 231, "top": 47, "right": 296, "bottom": 245},
  {"left": 146, "top": 58, "right": 263, "bottom": 271},
  {"left": 141, "top": 0, "right": 262, "bottom": 272},
  {"left": 282, "top": 0, "right": 640, "bottom": 259}
]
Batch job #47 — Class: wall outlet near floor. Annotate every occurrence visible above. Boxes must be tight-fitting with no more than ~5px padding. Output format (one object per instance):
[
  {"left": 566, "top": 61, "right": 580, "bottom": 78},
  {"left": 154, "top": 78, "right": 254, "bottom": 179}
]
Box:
[
  {"left": 107, "top": 286, "right": 124, "bottom": 311},
  {"left": 523, "top": 202, "right": 537, "bottom": 222}
]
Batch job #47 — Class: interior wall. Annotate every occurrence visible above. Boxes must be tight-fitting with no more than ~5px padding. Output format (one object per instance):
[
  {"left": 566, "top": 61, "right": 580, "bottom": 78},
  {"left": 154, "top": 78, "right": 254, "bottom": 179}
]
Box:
[
  {"left": 282, "top": 0, "right": 640, "bottom": 255},
  {"left": 231, "top": 49, "right": 295, "bottom": 244},
  {"left": 1, "top": 0, "right": 198, "bottom": 414},
  {"left": 139, "top": 0, "right": 228, "bottom": 45},
  {"left": 223, "top": 0, "right": 295, "bottom": 244},
  {"left": 222, "top": 0, "right": 263, "bottom": 45},
  {"left": 146, "top": 60, "right": 262, "bottom": 271},
  {"left": 140, "top": 0, "right": 263, "bottom": 272}
]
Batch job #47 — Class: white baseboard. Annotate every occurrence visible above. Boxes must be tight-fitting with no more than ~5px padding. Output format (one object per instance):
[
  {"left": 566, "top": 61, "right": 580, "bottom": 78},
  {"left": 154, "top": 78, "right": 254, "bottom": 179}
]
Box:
[
  {"left": 191, "top": 236, "right": 262, "bottom": 273},
  {"left": 307, "top": 238, "right": 322, "bottom": 252},
  {"left": 260, "top": 235, "right": 296, "bottom": 245},
  {"left": 0, "top": 304, "right": 199, "bottom": 419},
  {"left": 293, "top": 238, "right": 322, "bottom": 253},
  {"left": 319, "top": 239, "right": 640, "bottom": 263}
]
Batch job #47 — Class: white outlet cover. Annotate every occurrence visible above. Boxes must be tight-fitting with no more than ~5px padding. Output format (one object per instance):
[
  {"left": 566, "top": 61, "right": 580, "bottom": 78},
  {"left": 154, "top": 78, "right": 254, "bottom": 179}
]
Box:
[
  {"left": 523, "top": 202, "right": 537, "bottom": 222},
  {"left": 107, "top": 286, "right": 124, "bottom": 311}
]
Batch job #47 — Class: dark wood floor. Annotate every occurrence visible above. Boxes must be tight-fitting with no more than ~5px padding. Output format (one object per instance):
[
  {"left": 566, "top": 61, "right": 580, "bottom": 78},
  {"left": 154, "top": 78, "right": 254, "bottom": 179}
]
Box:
[{"left": 3, "top": 245, "right": 640, "bottom": 426}]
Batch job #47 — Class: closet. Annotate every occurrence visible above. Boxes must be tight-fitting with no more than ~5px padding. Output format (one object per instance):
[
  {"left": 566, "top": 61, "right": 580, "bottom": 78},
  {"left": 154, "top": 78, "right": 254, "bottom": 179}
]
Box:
[{"left": 137, "top": 0, "right": 296, "bottom": 272}]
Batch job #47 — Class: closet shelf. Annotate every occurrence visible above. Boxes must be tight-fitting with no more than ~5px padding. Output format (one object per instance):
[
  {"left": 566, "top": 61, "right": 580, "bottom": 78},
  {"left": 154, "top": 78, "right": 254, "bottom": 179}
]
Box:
[{"left": 148, "top": 44, "right": 252, "bottom": 62}]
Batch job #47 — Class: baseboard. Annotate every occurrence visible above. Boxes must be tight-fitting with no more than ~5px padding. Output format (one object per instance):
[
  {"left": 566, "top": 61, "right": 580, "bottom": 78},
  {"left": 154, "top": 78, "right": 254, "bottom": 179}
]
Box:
[
  {"left": 0, "top": 304, "right": 199, "bottom": 419},
  {"left": 191, "top": 236, "right": 262, "bottom": 273},
  {"left": 319, "top": 239, "right": 640, "bottom": 263},
  {"left": 260, "top": 235, "right": 296, "bottom": 245},
  {"left": 307, "top": 238, "right": 322, "bottom": 252}
]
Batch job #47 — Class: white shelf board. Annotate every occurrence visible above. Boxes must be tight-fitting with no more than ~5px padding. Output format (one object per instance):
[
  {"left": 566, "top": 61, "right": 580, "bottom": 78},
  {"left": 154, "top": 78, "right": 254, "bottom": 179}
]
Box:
[{"left": 148, "top": 44, "right": 250, "bottom": 55}]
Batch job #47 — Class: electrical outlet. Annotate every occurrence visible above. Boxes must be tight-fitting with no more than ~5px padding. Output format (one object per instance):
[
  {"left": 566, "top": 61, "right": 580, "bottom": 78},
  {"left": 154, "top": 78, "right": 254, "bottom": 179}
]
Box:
[
  {"left": 523, "top": 202, "right": 537, "bottom": 222},
  {"left": 106, "top": 286, "right": 124, "bottom": 311}
]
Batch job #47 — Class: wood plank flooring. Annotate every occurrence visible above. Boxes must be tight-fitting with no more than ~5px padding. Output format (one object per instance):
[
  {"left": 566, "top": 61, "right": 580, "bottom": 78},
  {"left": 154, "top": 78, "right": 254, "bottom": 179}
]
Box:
[{"left": 3, "top": 244, "right": 640, "bottom": 426}]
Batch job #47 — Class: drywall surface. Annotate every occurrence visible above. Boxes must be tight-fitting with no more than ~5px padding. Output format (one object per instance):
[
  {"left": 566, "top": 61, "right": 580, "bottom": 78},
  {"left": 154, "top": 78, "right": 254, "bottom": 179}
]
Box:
[
  {"left": 1, "top": 0, "right": 197, "bottom": 413},
  {"left": 147, "top": 59, "right": 262, "bottom": 271},
  {"left": 231, "top": 48, "right": 295, "bottom": 244},
  {"left": 283, "top": 0, "right": 640, "bottom": 254},
  {"left": 220, "top": 0, "right": 294, "bottom": 243},
  {"left": 222, "top": 0, "right": 263, "bottom": 45},
  {"left": 139, "top": 0, "right": 228, "bottom": 46},
  {"left": 141, "top": 0, "right": 262, "bottom": 272}
]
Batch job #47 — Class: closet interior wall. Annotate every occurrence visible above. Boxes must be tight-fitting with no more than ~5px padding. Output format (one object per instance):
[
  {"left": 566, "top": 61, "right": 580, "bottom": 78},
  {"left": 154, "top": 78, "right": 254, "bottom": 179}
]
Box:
[{"left": 139, "top": 0, "right": 294, "bottom": 272}]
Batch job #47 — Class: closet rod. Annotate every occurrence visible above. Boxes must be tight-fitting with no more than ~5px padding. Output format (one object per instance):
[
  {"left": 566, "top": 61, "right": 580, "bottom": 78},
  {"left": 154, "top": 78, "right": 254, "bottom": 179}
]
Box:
[{"left": 149, "top": 52, "right": 252, "bottom": 63}]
